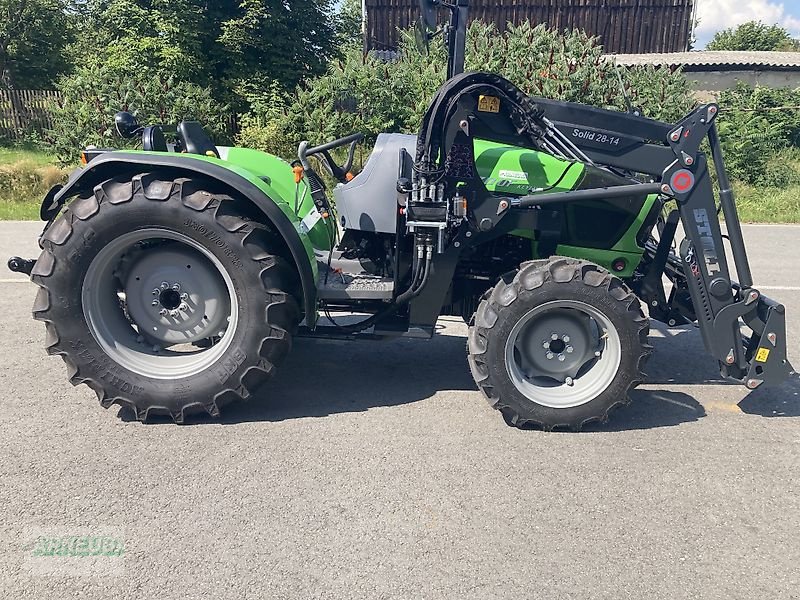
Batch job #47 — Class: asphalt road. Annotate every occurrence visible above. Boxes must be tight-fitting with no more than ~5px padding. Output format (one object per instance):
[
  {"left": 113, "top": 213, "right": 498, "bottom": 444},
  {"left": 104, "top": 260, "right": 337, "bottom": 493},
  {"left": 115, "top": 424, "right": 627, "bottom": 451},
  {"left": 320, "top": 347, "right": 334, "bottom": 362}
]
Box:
[{"left": 1, "top": 221, "right": 799, "bottom": 600}]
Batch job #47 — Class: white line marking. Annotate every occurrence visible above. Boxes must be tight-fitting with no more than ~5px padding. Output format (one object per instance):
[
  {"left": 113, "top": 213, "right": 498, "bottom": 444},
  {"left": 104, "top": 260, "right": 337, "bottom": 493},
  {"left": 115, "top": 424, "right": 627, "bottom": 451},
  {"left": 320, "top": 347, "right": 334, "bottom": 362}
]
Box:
[
  {"left": 740, "top": 223, "right": 800, "bottom": 228},
  {"left": 659, "top": 397, "right": 699, "bottom": 410},
  {"left": 0, "top": 278, "right": 30, "bottom": 283}
]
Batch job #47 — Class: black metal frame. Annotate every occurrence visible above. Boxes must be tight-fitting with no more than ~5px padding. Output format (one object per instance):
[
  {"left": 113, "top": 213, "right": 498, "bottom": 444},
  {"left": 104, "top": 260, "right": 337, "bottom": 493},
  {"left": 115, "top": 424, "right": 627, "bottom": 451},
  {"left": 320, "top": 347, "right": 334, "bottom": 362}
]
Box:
[
  {"left": 536, "top": 99, "right": 791, "bottom": 387},
  {"left": 406, "top": 70, "right": 793, "bottom": 389},
  {"left": 443, "top": 0, "right": 469, "bottom": 79}
]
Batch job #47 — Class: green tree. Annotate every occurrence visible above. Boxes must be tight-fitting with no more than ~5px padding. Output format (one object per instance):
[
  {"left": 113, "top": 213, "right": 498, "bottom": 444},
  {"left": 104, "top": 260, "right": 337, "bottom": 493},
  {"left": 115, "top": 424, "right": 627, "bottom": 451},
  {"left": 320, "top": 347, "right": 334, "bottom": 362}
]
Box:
[
  {"left": 707, "top": 21, "right": 800, "bottom": 51},
  {"left": 50, "top": 0, "right": 341, "bottom": 159},
  {"left": 335, "top": 0, "right": 363, "bottom": 49},
  {"left": 218, "top": 0, "right": 335, "bottom": 95},
  {"left": 0, "top": 0, "right": 73, "bottom": 89},
  {"left": 75, "top": 0, "right": 208, "bottom": 80},
  {"left": 237, "top": 22, "right": 694, "bottom": 158},
  {"left": 74, "top": 0, "right": 337, "bottom": 104}
]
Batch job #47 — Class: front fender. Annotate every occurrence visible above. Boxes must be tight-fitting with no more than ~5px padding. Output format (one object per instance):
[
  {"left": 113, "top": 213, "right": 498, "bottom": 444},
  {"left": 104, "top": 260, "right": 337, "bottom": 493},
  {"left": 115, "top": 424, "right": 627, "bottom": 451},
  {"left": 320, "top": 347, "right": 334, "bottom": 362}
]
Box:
[{"left": 44, "top": 152, "right": 319, "bottom": 321}]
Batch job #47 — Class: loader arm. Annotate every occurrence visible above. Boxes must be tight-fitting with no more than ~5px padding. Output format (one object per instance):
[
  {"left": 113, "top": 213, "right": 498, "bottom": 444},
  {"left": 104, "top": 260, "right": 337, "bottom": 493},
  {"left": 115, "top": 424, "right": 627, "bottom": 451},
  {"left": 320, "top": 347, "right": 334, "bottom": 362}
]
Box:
[
  {"left": 530, "top": 100, "right": 795, "bottom": 388},
  {"left": 412, "top": 72, "right": 794, "bottom": 390}
]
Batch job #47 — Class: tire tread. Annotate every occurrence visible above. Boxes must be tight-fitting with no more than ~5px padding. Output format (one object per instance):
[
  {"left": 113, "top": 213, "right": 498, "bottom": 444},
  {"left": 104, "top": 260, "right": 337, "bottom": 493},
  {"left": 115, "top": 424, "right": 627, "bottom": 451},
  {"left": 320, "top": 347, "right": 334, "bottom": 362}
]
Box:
[
  {"left": 467, "top": 257, "right": 651, "bottom": 431},
  {"left": 31, "top": 173, "right": 299, "bottom": 423}
]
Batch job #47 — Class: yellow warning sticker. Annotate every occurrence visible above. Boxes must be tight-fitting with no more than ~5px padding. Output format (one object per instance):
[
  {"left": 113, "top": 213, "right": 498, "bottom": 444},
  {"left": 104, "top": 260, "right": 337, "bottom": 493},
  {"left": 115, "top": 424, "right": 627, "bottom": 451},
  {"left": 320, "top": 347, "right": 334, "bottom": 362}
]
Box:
[
  {"left": 755, "top": 348, "right": 771, "bottom": 363},
  {"left": 478, "top": 95, "right": 500, "bottom": 113}
]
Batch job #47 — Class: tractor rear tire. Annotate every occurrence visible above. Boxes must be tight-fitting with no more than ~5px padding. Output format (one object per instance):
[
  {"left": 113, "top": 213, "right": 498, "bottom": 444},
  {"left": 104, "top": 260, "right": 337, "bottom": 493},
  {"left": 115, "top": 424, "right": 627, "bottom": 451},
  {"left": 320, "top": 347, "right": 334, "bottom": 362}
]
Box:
[
  {"left": 467, "top": 257, "right": 651, "bottom": 431},
  {"left": 31, "top": 173, "right": 300, "bottom": 423}
]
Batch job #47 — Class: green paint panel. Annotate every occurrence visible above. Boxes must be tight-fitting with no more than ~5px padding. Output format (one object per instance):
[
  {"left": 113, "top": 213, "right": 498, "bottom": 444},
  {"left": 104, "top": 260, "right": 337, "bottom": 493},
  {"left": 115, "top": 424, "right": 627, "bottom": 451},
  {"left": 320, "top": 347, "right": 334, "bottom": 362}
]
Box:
[
  {"left": 610, "top": 194, "right": 658, "bottom": 256},
  {"left": 474, "top": 139, "right": 585, "bottom": 240},
  {"left": 554, "top": 195, "right": 657, "bottom": 276},
  {"left": 473, "top": 139, "right": 585, "bottom": 196},
  {"left": 220, "top": 147, "right": 332, "bottom": 252}
]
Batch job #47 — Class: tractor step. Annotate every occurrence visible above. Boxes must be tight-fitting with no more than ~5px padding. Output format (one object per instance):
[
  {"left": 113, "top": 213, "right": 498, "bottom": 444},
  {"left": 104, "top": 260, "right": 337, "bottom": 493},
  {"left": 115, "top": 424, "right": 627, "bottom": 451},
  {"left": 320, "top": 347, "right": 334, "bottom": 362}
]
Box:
[
  {"left": 316, "top": 253, "right": 394, "bottom": 301},
  {"left": 317, "top": 272, "right": 395, "bottom": 301}
]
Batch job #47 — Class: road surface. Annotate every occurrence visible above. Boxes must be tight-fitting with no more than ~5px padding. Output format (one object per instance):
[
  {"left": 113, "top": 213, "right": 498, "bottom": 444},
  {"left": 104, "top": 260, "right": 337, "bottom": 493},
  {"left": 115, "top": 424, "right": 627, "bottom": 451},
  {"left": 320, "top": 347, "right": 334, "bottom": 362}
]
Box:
[{"left": 1, "top": 221, "right": 798, "bottom": 599}]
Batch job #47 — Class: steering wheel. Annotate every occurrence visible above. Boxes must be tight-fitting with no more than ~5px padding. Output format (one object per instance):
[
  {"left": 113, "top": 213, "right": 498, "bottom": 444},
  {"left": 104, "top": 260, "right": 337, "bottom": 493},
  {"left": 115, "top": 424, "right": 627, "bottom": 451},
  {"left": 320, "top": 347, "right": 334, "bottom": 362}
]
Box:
[{"left": 298, "top": 133, "right": 365, "bottom": 184}]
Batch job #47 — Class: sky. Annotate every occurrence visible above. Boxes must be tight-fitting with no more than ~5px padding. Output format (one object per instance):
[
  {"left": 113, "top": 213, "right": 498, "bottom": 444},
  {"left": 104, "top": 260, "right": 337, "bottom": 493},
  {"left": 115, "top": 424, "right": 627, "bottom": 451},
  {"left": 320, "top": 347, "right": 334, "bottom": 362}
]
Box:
[{"left": 695, "top": 0, "right": 800, "bottom": 47}]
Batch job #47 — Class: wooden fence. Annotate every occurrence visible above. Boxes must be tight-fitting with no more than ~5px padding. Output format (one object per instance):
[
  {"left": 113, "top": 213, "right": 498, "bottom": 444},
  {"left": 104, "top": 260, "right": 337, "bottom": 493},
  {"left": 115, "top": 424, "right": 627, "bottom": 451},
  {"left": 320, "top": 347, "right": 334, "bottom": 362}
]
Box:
[
  {"left": 0, "top": 89, "right": 61, "bottom": 142},
  {"left": 365, "top": 0, "right": 696, "bottom": 54},
  {"left": 0, "top": 89, "right": 241, "bottom": 143}
]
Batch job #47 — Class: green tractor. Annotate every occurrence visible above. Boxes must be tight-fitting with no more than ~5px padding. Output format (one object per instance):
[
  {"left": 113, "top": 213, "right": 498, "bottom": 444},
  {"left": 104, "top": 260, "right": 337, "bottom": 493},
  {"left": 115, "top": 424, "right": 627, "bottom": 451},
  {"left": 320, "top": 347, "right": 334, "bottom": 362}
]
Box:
[{"left": 8, "top": 0, "right": 795, "bottom": 429}]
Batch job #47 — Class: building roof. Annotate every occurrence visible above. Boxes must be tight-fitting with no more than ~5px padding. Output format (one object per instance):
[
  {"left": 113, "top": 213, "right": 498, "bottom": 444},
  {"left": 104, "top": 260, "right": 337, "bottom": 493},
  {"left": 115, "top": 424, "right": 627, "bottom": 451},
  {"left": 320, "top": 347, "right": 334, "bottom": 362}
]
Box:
[{"left": 609, "top": 51, "right": 800, "bottom": 70}]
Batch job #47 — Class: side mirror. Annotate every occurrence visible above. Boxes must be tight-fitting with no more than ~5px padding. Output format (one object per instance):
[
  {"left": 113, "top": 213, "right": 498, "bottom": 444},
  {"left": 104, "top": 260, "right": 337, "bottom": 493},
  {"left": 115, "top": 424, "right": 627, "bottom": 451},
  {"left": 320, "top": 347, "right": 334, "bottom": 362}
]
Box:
[
  {"left": 114, "top": 111, "right": 141, "bottom": 139},
  {"left": 418, "top": 0, "right": 439, "bottom": 30}
]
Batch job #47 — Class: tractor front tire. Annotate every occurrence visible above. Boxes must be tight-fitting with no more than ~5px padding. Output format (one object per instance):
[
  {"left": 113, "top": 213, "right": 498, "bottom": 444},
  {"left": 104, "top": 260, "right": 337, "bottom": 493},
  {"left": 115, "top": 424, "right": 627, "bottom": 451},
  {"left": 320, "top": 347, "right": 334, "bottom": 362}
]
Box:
[
  {"left": 31, "top": 173, "right": 300, "bottom": 423},
  {"left": 468, "top": 257, "right": 651, "bottom": 431}
]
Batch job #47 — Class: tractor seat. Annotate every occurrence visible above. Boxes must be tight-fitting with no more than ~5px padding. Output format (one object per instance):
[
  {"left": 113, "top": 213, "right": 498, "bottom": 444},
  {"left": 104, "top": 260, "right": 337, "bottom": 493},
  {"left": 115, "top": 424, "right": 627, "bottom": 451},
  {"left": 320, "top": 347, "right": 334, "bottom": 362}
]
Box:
[
  {"left": 142, "top": 126, "right": 168, "bottom": 152},
  {"left": 177, "top": 121, "right": 219, "bottom": 158}
]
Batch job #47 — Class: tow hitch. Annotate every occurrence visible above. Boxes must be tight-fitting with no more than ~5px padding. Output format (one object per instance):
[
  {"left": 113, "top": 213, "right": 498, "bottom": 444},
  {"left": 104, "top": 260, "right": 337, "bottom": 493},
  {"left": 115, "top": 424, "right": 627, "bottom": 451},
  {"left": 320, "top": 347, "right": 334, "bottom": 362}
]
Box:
[{"left": 7, "top": 256, "right": 36, "bottom": 276}]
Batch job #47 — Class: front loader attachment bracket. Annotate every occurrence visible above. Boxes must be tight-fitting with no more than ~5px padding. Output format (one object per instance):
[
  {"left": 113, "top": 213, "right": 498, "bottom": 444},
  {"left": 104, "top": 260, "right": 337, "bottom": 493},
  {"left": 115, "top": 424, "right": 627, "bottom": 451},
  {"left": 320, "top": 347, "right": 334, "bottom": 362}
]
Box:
[
  {"left": 742, "top": 297, "right": 795, "bottom": 389},
  {"left": 664, "top": 118, "right": 795, "bottom": 392}
]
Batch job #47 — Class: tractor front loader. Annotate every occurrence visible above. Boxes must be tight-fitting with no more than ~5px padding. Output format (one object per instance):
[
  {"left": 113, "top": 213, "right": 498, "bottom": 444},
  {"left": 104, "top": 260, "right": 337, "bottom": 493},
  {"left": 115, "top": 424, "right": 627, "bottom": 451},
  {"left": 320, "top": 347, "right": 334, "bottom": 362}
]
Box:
[{"left": 8, "top": 0, "right": 795, "bottom": 429}]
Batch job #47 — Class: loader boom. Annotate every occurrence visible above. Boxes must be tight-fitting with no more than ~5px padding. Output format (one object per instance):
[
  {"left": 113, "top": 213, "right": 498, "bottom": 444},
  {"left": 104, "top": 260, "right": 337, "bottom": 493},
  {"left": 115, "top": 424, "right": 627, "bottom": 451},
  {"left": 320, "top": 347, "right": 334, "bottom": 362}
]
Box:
[{"left": 409, "top": 70, "right": 794, "bottom": 389}]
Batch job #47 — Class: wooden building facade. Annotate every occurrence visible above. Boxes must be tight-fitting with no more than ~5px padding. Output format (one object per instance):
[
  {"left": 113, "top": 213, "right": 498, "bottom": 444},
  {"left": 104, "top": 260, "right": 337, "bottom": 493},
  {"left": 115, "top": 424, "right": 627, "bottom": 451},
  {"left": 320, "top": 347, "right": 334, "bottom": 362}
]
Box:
[{"left": 364, "top": 0, "right": 696, "bottom": 54}]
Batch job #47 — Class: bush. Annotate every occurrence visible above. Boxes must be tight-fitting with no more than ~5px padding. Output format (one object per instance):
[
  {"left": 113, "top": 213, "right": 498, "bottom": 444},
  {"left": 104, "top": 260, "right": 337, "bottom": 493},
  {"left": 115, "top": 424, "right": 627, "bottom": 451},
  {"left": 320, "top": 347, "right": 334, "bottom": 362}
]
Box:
[
  {"left": 719, "top": 83, "right": 800, "bottom": 145},
  {"left": 707, "top": 21, "right": 799, "bottom": 52},
  {"left": 716, "top": 114, "right": 786, "bottom": 184},
  {"left": 237, "top": 22, "right": 695, "bottom": 159},
  {"left": 759, "top": 147, "right": 800, "bottom": 187},
  {"left": 235, "top": 81, "right": 301, "bottom": 159},
  {"left": 717, "top": 83, "right": 800, "bottom": 184},
  {"left": 466, "top": 22, "right": 693, "bottom": 123},
  {"left": 49, "top": 60, "right": 230, "bottom": 164},
  {"left": 0, "top": 159, "right": 67, "bottom": 201},
  {"left": 0, "top": 149, "right": 70, "bottom": 219}
]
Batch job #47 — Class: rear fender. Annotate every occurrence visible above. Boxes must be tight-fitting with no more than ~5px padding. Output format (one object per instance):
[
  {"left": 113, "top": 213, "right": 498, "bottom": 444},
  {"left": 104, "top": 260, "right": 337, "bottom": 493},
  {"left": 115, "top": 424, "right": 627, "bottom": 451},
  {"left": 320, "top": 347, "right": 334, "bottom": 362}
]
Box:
[{"left": 43, "top": 152, "right": 319, "bottom": 321}]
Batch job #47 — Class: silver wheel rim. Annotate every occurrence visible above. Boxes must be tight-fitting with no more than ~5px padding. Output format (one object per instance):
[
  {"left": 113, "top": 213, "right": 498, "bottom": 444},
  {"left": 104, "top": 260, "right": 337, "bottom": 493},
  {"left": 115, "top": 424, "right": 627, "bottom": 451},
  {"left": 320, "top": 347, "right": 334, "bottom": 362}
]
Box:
[
  {"left": 82, "top": 228, "right": 239, "bottom": 379},
  {"left": 504, "top": 300, "right": 621, "bottom": 409}
]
